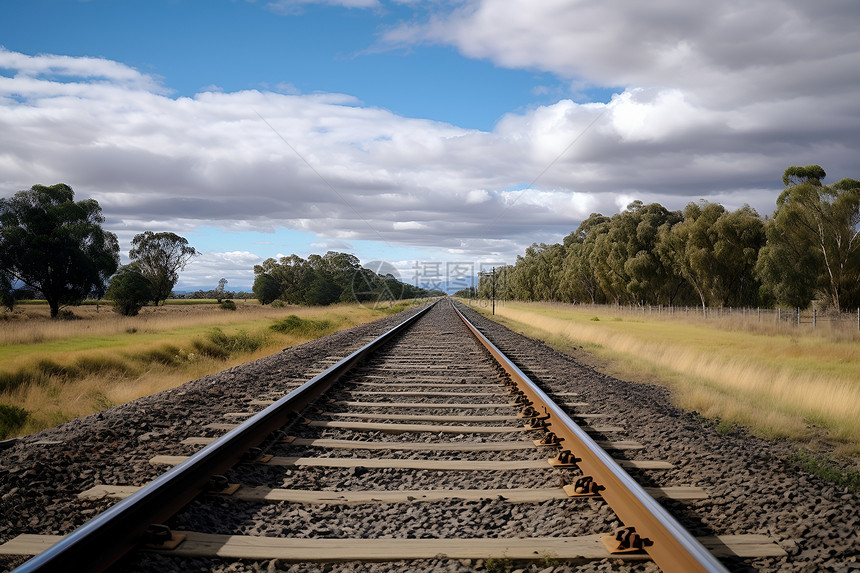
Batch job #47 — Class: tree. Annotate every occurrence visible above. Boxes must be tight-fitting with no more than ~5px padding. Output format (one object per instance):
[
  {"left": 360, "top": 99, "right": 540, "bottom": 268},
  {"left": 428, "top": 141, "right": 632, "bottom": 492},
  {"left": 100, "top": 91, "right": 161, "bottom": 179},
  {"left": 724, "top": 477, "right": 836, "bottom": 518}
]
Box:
[
  {"left": 214, "top": 278, "right": 228, "bottom": 303},
  {"left": 782, "top": 165, "right": 827, "bottom": 187},
  {"left": 757, "top": 166, "right": 860, "bottom": 311},
  {"left": 306, "top": 273, "right": 342, "bottom": 305},
  {"left": 711, "top": 205, "right": 765, "bottom": 306},
  {"left": 660, "top": 202, "right": 764, "bottom": 309},
  {"left": 0, "top": 184, "right": 119, "bottom": 318},
  {"left": 253, "top": 251, "right": 425, "bottom": 306},
  {"left": 589, "top": 202, "right": 682, "bottom": 305},
  {"left": 106, "top": 265, "right": 154, "bottom": 316},
  {"left": 1, "top": 271, "right": 14, "bottom": 311},
  {"left": 129, "top": 231, "right": 198, "bottom": 305},
  {"left": 558, "top": 214, "right": 610, "bottom": 303},
  {"left": 252, "top": 273, "right": 280, "bottom": 305}
]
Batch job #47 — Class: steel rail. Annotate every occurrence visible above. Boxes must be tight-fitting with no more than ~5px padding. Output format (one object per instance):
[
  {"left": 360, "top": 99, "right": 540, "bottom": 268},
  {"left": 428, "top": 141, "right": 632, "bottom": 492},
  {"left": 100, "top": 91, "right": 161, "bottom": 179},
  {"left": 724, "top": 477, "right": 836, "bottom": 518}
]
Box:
[
  {"left": 452, "top": 301, "right": 730, "bottom": 573},
  {"left": 13, "top": 301, "right": 436, "bottom": 573}
]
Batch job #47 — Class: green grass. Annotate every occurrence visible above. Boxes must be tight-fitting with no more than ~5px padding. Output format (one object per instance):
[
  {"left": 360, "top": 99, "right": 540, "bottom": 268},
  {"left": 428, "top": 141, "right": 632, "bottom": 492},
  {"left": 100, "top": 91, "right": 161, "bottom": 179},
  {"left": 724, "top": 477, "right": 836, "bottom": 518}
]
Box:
[
  {"left": 790, "top": 451, "right": 860, "bottom": 491},
  {"left": 0, "top": 302, "right": 401, "bottom": 438},
  {"left": 484, "top": 558, "right": 515, "bottom": 573}
]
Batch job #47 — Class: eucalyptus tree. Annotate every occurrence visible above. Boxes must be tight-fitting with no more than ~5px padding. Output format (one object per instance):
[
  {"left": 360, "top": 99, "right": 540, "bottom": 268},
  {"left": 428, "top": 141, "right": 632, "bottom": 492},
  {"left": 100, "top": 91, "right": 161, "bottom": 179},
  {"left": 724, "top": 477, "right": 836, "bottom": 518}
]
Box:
[
  {"left": 712, "top": 205, "right": 765, "bottom": 306},
  {"left": 506, "top": 243, "right": 565, "bottom": 301},
  {"left": 1, "top": 270, "right": 14, "bottom": 311},
  {"left": 252, "top": 271, "right": 280, "bottom": 305},
  {"left": 214, "top": 278, "right": 228, "bottom": 303},
  {"left": 757, "top": 166, "right": 860, "bottom": 310},
  {"left": 129, "top": 231, "right": 198, "bottom": 305},
  {"left": 0, "top": 184, "right": 119, "bottom": 317},
  {"left": 478, "top": 265, "right": 513, "bottom": 301},
  {"left": 660, "top": 201, "right": 764, "bottom": 309},
  {"left": 559, "top": 214, "right": 610, "bottom": 303},
  {"left": 590, "top": 201, "right": 681, "bottom": 305}
]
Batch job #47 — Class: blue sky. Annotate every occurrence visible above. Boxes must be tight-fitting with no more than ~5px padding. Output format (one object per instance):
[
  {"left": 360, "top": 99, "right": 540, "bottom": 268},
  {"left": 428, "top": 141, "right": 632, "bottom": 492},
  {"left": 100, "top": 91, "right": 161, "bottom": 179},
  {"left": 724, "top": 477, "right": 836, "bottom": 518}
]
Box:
[
  {"left": 2, "top": 0, "right": 859, "bottom": 291},
  {"left": 1, "top": 1, "right": 567, "bottom": 130}
]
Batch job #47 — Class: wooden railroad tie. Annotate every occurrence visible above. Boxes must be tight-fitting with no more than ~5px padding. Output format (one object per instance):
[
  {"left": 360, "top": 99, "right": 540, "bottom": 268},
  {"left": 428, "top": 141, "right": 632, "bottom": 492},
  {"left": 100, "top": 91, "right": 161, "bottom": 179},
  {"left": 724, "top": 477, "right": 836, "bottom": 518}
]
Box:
[
  {"left": 150, "top": 454, "right": 673, "bottom": 470},
  {"left": 79, "top": 484, "right": 709, "bottom": 503},
  {"left": 0, "top": 532, "right": 787, "bottom": 561}
]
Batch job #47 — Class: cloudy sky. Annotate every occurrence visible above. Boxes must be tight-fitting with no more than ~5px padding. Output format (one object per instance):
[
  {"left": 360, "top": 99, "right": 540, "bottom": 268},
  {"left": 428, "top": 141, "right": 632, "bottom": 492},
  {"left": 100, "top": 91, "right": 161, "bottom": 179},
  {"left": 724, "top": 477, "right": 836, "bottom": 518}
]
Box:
[{"left": 2, "top": 1, "right": 859, "bottom": 291}]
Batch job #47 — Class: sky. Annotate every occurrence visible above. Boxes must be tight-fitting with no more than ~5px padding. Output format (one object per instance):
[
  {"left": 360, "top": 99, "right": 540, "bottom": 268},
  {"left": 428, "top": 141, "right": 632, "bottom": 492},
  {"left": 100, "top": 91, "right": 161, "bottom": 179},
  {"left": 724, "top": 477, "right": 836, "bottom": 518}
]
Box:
[{"left": 2, "top": 0, "right": 859, "bottom": 292}]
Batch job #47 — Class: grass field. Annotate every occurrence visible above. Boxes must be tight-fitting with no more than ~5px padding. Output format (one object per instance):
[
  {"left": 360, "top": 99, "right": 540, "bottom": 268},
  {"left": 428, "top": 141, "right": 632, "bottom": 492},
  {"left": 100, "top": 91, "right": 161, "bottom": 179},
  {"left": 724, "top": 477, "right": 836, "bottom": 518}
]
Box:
[
  {"left": 0, "top": 300, "right": 415, "bottom": 439},
  {"left": 463, "top": 300, "right": 860, "bottom": 465}
]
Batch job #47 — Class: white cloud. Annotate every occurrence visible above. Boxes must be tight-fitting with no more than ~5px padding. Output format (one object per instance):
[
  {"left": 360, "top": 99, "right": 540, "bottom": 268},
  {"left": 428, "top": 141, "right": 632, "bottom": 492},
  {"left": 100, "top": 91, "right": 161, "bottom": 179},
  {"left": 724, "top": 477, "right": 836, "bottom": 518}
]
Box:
[
  {"left": 310, "top": 240, "right": 355, "bottom": 251},
  {"left": 0, "top": 47, "right": 164, "bottom": 93},
  {"left": 179, "top": 251, "right": 264, "bottom": 289},
  {"left": 3, "top": 2, "right": 860, "bottom": 288},
  {"left": 392, "top": 221, "right": 428, "bottom": 231},
  {"left": 381, "top": 1, "right": 860, "bottom": 105},
  {"left": 464, "top": 189, "right": 491, "bottom": 204},
  {"left": 377, "top": 0, "right": 860, "bottom": 190},
  {"left": 264, "top": 0, "right": 381, "bottom": 14}
]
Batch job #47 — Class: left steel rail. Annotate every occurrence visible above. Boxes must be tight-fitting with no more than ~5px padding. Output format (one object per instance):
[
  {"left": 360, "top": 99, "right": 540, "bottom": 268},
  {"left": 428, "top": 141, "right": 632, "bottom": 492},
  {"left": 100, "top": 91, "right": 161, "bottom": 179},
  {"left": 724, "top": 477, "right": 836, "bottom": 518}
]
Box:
[{"left": 13, "top": 301, "right": 436, "bottom": 573}]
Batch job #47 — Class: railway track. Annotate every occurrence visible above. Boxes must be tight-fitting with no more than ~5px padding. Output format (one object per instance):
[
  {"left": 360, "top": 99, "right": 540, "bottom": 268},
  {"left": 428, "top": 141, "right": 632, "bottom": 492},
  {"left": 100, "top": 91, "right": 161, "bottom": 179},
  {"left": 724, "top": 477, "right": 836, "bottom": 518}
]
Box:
[{"left": 1, "top": 300, "right": 787, "bottom": 572}]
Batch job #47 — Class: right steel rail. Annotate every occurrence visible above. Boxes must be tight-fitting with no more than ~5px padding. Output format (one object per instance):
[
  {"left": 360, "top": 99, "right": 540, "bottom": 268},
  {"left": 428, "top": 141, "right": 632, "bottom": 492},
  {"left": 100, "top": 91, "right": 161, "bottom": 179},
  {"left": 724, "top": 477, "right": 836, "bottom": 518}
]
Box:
[{"left": 453, "top": 301, "right": 730, "bottom": 573}]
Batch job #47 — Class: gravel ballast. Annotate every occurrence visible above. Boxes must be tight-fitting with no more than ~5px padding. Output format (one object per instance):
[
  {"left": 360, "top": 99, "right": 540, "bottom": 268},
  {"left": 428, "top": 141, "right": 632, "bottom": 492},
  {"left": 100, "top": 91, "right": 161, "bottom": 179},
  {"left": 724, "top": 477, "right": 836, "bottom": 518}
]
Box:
[{"left": 1, "top": 300, "right": 858, "bottom": 572}]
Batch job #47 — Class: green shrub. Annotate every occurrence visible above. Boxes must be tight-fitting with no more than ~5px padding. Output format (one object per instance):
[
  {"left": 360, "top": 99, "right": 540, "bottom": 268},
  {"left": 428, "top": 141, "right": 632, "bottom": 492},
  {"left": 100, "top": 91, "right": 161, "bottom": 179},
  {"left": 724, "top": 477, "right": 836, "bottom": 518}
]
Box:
[
  {"left": 270, "top": 314, "right": 303, "bottom": 332},
  {"left": 192, "top": 328, "right": 267, "bottom": 359},
  {"left": 0, "top": 371, "right": 26, "bottom": 394},
  {"left": 139, "top": 345, "right": 182, "bottom": 366},
  {"left": 35, "top": 359, "right": 69, "bottom": 379},
  {"left": 191, "top": 337, "right": 229, "bottom": 359},
  {"left": 106, "top": 265, "right": 154, "bottom": 316},
  {"left": 0, "top": 403, "right": 29, "bottom": 439},
  {"left": 73, "top": 355, "right": 134, "bottom": 377},
  {"left": 220, "top": 300, "right": 237, "bottom": 311},
  {"left": 89, "top": 390, "right": 113, "bottom": 411},
  {"left": 270, "top": 315, "right": 333, "bottom": 337},
  {"left": 0, "top": 359, "right": 75, "bottom": 393}
]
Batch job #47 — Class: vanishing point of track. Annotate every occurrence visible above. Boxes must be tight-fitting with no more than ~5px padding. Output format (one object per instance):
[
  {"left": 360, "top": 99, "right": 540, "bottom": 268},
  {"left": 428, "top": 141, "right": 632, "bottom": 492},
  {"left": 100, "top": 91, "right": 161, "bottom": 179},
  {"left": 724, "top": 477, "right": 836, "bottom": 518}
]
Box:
[{"left": 3, "top": 299, "right": 784, "bottom": 572}]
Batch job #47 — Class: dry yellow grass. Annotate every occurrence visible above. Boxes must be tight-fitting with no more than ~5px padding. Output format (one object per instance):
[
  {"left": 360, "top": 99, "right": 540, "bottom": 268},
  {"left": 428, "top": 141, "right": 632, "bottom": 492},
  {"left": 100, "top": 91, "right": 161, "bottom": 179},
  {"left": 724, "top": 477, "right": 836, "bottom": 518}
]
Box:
[
  {"left": 0, "top": 301, "right": 402, "bottom": 438},
  {"left": 1, "top": 300, "right": 270, "bottom": 347},
  {"left": 464, "top": 300, "right": 860, "bottom": 460}
]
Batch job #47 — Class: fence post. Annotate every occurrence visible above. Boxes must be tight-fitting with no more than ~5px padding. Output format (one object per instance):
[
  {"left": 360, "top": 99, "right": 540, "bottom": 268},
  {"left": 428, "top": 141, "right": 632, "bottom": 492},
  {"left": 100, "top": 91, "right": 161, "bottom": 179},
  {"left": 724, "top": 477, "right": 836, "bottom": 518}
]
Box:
[
  {"left": 797, "top": 307, "right": 801, "bottom": 326},
  {"left": 758, "top": 307, "right": 761, "bottom": 323},
  {"left": 778, "top": 308, "right": 781, "bottom": 323},
  {"left": 813, "top": 308, "right": 816, "bottom": 329}
]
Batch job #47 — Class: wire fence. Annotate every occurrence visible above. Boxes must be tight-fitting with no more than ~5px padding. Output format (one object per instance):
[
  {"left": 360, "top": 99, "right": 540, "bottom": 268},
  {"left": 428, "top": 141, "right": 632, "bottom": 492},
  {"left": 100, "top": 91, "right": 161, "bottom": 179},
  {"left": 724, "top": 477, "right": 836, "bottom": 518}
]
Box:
[
  {"left": 574, "top": 303, "right": 860, "bottom": 332},
  {"left": 465, "top": 296, "right": 860, "bottom": 336}
]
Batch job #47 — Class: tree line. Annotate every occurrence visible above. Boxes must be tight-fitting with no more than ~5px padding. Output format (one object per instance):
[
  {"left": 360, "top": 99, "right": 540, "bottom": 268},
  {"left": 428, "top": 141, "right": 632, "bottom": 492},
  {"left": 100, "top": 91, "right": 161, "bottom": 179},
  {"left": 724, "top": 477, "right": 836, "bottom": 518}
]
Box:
[
  {"left": 1, "top": 183, "right": 431, "bottom": 317},
  {"left": 252, "top": 252, "right": 432, "bottom": 306},
  {"left": 1, "top": 184, "right": 198, "bottom": 317},
  {"left": 477, "top": 166, "right": 860, "bottom": 312}
]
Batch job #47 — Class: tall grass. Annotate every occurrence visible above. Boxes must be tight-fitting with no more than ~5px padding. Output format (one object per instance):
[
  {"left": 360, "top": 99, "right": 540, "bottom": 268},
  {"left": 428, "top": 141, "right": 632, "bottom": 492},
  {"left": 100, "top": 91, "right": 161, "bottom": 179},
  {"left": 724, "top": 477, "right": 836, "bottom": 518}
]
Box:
[
  {"left": 0, "top": 300, "right": 269, "bottom": 347},
  {"left": 466, "top": 300, "right": 860, "bottom": 460},
  {"left": 0, "top": 301, "right": 400, "bottom": 438},
  {"left": 0, "top": 404, "right": 28, "bottom": 439},
  {"left": 270, "top": 315, "right": 334, "bottom": 337}
]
